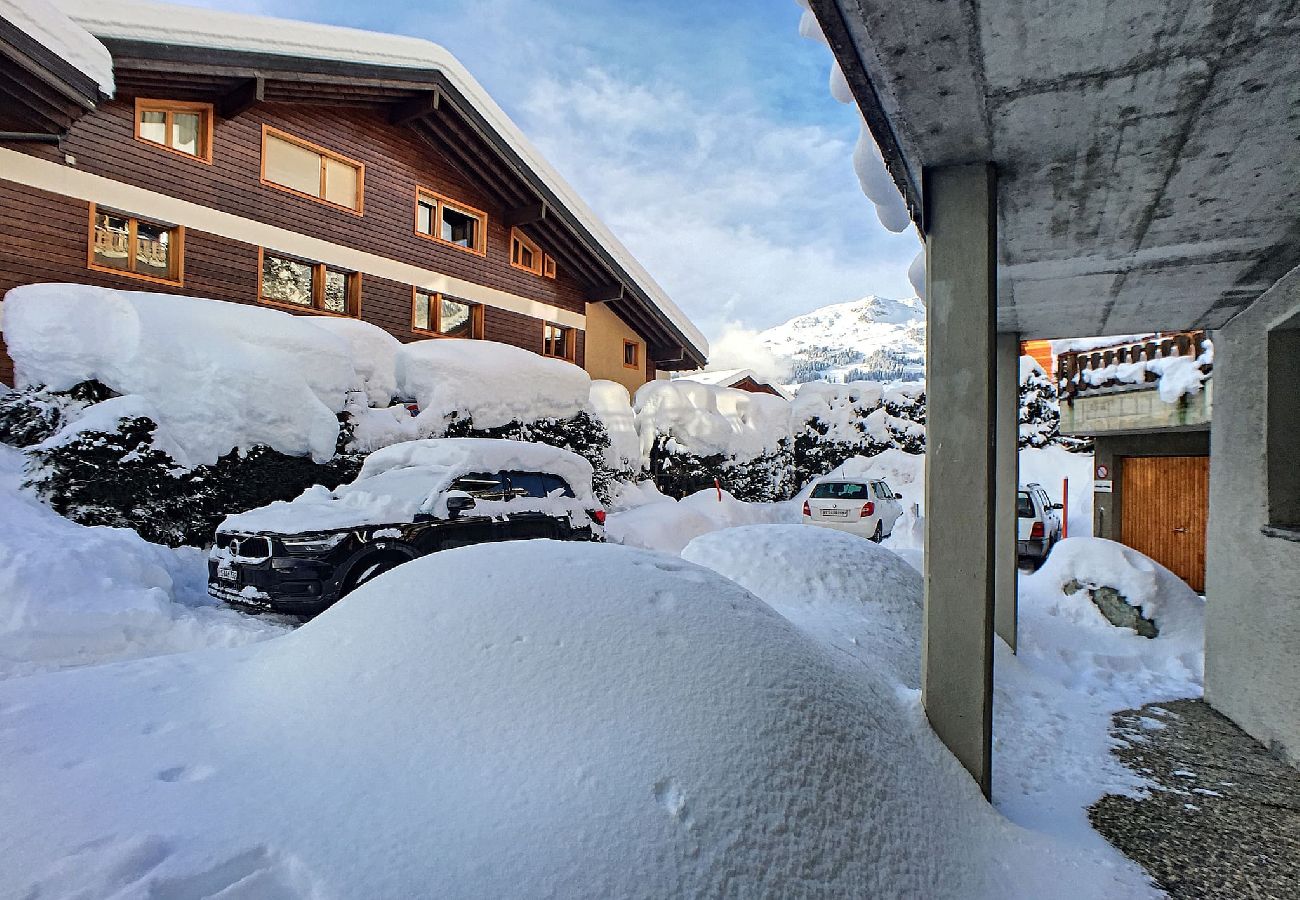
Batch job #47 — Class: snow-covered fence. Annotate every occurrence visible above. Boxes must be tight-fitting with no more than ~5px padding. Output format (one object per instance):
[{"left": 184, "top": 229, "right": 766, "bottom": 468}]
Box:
[{"left": 1056, "top": 331, "right": 1212, "bottom": 403}]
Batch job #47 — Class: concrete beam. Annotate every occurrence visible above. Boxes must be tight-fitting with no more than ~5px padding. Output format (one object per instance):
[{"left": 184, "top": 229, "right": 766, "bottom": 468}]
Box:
[
  {"left": 995, "top": 332, "right": 1020, "bottom": 652},
  {"left": 922, "top": 162, "right": 997, "bottom": 798}
]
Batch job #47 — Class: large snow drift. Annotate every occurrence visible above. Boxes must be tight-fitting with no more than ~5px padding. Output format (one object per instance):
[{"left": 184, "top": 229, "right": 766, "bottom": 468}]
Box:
[
  {"left": 4, "top": 284, "right": 357, "bottom": 465},
  {"left": 0, "top": 540, "right": 1146, "bottom": 898},
  {"left": 0, "top": 446, "right": 284, "bottom": 678},
  {"left": 1027, "top": 537, "right": 1204, "bottom": 645},
  {"left": 220, "top": 438, "right": 597, "bottom": 533},
  {"left": 683, "top": 524, "right": 923, "bottom": 686},
  {"left": 398, "top": 338, "right": 591, "bottom": 431}
]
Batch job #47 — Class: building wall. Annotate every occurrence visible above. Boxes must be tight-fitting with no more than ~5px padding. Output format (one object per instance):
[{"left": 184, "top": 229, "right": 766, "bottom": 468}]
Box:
[
  {"left": 1092, "top": 430, "right": 1210, "bottom": 541},
  {"left": 583, "top": 301, "right": 645, "bottom": 395},
  {"left": 1204, "top": 263, "right": 1300, "bottom": 764},
  {"left": 0, "top": 97, "right": 642, "bottom": 388}
]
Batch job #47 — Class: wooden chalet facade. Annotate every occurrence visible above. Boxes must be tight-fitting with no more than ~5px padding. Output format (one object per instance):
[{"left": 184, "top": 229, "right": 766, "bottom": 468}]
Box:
[{"left": 0, "top": 2, "right": 708, "bottom": 393}]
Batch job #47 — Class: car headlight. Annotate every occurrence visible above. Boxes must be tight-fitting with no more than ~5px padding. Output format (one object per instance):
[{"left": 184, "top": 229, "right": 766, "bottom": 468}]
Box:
[{"left": 281, "top": 532, "right": 349, "bottom": 554}]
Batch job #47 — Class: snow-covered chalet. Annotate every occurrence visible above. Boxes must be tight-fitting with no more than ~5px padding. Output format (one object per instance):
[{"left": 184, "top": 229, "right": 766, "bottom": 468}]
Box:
[{"left": 0, "top": 0, "right": 708, "bottom": 393}]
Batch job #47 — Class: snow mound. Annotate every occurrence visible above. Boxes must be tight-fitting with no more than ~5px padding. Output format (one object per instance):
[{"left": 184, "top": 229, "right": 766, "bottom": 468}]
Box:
[
  {"left": 397, "top": 339, "right": 591, "bottom": 431},
  {"left": 307, "top": 316, "right": 401, "bottom": 406},
  {"left": 0, "top": 446, "right": 284, "bottom": 678},
  {"left": 588, "top": 379, "right": 641, "bottom": 472},
  {"left": 633, "top": 379, "right": 791, "bottom": 461},
  {"left": 605, "top": 487, "right": 794, "bottom": 554},
  {"left": 683, "top": 524, "right": 922, "bottom": 686},
  {"left": 4, "top": 284, "right": 357, "bottom": 465},
  {"left": 220, "top": 438, "right": 597, "bottom": 534},
  {"left": 1027, "top": 537, "right": 1204, "bottom": 643}
]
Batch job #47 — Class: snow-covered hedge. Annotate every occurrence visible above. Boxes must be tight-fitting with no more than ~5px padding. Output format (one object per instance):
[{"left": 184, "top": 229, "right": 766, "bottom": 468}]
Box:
[
  {"left": 789, "top": 380, "right": 925, "bottom": 486},
  {"left": 633, "top": 380, "right": 794, "bottom": 502}
]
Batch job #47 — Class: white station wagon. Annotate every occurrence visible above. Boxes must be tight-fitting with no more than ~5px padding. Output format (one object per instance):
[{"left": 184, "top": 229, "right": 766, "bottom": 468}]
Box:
[{"left": 802, "top": 478, "right": 905, "bottom": 542}]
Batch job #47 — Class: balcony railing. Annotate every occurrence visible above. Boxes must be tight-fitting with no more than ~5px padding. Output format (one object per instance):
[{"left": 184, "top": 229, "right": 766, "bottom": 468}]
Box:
[{"left": 1056, "top": 330, "right": 1211, "bottom": 399}]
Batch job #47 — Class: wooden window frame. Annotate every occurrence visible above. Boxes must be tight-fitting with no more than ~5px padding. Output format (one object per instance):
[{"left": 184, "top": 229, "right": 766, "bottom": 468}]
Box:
[
  {"left": 87, "top": 203, "right": 185, "bottom": 287},
  {"left": 134, "top": 99, "right": 214, "bottom": 164},
  {"left": 413, "top": 188, "right": 488, "bottom": 257},
  {"left": 623, "top": 339, "right": 641, "bottom": 370},
  {"left": 257, "top": 247, "right": 362, "bottom": 318},
  {"left": 510, "top": 227, "right": 545, "bottom": 276},
  {"left": 542, "top": 254, "right": 557, "bottom": 279},
  {"left": 542, "top": 322, "right": 576, "bottom": 362},
  {"left": 410, "top": 288, "right": 485, "bottom": 339},
  {"left": 260, "top": 125, "right": 365, "bottom": 215}
]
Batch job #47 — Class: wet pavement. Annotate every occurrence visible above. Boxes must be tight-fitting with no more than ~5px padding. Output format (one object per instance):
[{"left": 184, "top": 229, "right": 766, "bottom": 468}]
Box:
[{"left": 1090, "top": 698, "right": 1300, "bottom": 899}]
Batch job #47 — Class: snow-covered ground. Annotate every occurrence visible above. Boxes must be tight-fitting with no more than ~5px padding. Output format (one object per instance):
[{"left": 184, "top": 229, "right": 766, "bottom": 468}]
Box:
[
  {"left": 0, "top": 431, "right": 1198, "bottom": 896},
  {"left": 0, "top": 445, "right": 287, "bottom": 679}
]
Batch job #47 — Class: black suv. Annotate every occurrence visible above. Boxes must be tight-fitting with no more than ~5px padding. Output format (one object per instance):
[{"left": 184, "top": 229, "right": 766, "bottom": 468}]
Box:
[{"left": 208, "top": 440, "right": 605, "bottom": 616}]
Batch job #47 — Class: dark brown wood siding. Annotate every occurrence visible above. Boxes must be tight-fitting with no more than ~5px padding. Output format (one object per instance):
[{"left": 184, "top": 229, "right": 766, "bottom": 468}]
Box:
[
  {"left": 0, "top": 180, "right": 583, "bottom": 386},
  {"left": 14, "top": 99, "right": 591, "bottom": 314}
]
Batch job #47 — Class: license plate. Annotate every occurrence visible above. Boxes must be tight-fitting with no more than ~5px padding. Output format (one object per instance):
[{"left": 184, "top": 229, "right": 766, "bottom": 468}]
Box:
[
  {"left": 217, "top": 564, "right": 237, "bottom": 582},
  {"left": 822, "top": 509, "right": 848, "bottom": 517}
]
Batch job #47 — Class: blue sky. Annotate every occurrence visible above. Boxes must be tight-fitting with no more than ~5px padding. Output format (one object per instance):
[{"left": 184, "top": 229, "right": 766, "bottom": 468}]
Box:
[{"left": 183, "top": 0, "right": 919, "bottom": 342}]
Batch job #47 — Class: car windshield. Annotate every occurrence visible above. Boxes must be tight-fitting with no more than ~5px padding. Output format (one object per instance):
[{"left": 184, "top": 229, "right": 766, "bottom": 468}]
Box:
[
  {"left": 811, "top": 482, "right": 868, "bottom": 499},
  {"left": 1017, "top": 491, "right": 1035, "bottom": 518}
]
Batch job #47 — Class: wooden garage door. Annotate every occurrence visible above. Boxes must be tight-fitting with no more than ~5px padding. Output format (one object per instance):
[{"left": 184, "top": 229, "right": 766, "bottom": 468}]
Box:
[{"left": 1120, "top": 456, "right": 1209, "bottom": 592}]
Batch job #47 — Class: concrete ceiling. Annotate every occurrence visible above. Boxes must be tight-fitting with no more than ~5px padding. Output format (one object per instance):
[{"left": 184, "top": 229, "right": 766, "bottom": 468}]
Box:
[{"left": 813, "top": 0, "right": 1300, "bottom": 339}]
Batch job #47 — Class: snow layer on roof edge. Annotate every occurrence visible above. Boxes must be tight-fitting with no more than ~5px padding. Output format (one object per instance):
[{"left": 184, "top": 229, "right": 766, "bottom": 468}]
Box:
[
  {"left": 53, "top": 0, "right": 706, "bottom": 358},
  {"left": 3, "top": 0, "right": 114, "bottom": 94}
]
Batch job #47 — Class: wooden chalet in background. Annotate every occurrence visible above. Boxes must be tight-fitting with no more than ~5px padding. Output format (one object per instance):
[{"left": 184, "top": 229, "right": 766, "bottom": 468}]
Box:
[{"left": 0, "top": 0, "right": 709, "bottom": 395}]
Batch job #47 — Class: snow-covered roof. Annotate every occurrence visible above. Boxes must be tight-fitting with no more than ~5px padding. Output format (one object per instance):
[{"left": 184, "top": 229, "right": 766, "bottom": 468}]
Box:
[
  {"left": 53, "top": 0, "right": 707, "bottom": 362},
  {"left": 676, "top": 368, "right": 791, "bottom": 399},
  {"left": 2, "top": 0, "right": 113, "bottom": 95}
]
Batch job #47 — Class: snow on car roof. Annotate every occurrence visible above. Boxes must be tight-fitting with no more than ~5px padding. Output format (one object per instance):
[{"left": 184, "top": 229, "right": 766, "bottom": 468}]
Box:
[{"left": 220, "top": 438, "right": 596, "bottom": 535}]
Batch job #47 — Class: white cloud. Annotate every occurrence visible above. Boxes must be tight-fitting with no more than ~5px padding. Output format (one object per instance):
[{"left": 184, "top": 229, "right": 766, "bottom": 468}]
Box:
[
  {"left": 515, "top": 66, "right": 918, "bottom": 340},
  {"left": 707, "top": 323, "right": 793, "bottom": 384}
]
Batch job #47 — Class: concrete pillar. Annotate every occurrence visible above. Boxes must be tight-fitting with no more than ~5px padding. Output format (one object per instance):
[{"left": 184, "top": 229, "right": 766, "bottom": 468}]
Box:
[
  {"left": 995, "top": 332, "right": 1020, "bottom": 652},
  {"left": 921, "top": 163, "right": 997, "bottom": 798}
]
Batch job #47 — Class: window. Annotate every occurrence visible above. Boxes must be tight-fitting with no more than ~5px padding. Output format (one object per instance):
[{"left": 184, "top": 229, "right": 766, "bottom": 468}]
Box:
[
  {"left": 415, "top": 189, "right": 487, "bottom": 256},
  {"left": 510, "top": 227, "right": 544, "bottom": 275},
  {"left": 135, "top": 100, "right": 212, "bottom": 162},
  {"left": 88, "top": 205, "right": 183, "bottom": 285},
  {"left": 1017, "top": 491, "right": 1035, "bottom": 518},
  {"left": 810, "top": 482, "right": 868, "bottom": 500},
  {"left": 412, "top": 290, "right": 483, "bottom": 338},
  {"left": 449, "top": 472, "right": 508, "bottom": 501},
  {"left": 1267, "top": 315, "right": 1300, "bottom": 530},
  {"left": 542, "top": 322, "right": 575, "bottom": 361},
  {"left": 503, "top": 472, "right": 575, "bottom": 500},
  {"left": 542, "top": 254, "right": 557, "bottom": 279},
  {"left": 623, "top": 339, "right": 640, "bottom": 369},
  {"left": 261, "top": 126, "right": 363, "bottom": 213},
  {"left": 259, "top": 249, "right": 360, "bottom": 316}
]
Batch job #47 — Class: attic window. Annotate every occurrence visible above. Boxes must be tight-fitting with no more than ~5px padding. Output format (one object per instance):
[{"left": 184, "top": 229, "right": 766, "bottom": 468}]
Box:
[
  {"left": 510, "top": 227, "right": 544, "bottom": 276},
  {"left": 623, "top": 339, "right": 640, "bottom": 369},
  {"left": 135, "top": 99, "right": 212, "bottom": 163},
  {"left": 415, "top": 189, "right": 487, "bottom": 256},
  {"left": 543, "top": 254, "right": 557, "bottom": 279}
]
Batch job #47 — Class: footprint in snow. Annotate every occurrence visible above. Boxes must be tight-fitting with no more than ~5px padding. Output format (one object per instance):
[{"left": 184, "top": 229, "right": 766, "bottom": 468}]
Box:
[{"left": 156, "top": 764, "right": 216, "bottom": 783}]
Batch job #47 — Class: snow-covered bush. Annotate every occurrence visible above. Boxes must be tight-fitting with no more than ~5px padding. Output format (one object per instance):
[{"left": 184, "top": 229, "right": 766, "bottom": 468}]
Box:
[
  {"left": 26, "top": 410, "right": 362, "bottom": 546},
  {"left": 790, "top": 380, "right": 925, "bottom": 485},
  {"left": 0, "top": 379, "right": 113, "bottom": 447},
  {"left": 588, "top": 379, "right": 643, "bottom": 478},
  {"left": 634, "top": 380, "right": 794, "bottom": 501}
]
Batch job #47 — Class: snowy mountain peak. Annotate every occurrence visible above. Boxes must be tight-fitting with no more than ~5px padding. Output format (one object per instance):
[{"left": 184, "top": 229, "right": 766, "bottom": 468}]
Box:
[{"left": 757, "top": 295, "right": 925, "bottom": 385}]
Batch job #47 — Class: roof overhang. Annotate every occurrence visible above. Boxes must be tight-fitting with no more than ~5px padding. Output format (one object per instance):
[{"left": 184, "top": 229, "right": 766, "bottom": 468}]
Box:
[
  {"left": 810, "top": 0, "right": 1300, "bottom": 340},
  {"left": 0, "top": 1, "right": 108, "bottom": 135},
  {"left": 56, "top": 0, "right": 708, "bottom": 369}
]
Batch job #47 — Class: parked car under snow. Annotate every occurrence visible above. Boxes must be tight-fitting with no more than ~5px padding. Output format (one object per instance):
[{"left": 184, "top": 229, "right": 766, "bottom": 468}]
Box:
[{"left": 208, "top": 438, "right": 605, "bottom": 616}]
